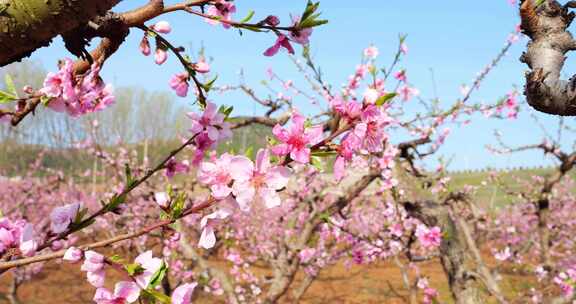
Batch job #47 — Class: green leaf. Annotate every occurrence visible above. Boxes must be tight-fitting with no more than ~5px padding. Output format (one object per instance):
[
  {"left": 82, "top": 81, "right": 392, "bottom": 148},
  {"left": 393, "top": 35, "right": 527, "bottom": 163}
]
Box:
[
  {"left": 311, "top": 156, "right": 324, "bottom": 172},
  {"left": 244, "top": 146, "right": 254, "bottom": 159},
  {"left": 69, "top": 218, "right": 95, "bottom": 232},
  {"left": 311, "top": 150, "right": 337, "bottom": 157},
  {"left": 198, "top": 94, "right": 207, "bottom": 108},
  {"left": 218, "top": 105, "right": 234, "bottom": 119},
  {"left": 106, "top": 194, "right": 126, "bottom": 211},
  {"left": 73, "top": 207, "right": 88, "bottom": 224},
  {"left": 318, "top": 211, "right": 331, "bottom": 222},
  {"left": 304, "top": 119, "right": 313, "bottom": 129},
  {"left": 301, "top": 1, "right": 320, "bottom": 22},
  {"left": 125, "top": 263, "right": 145, "bottom": 276},
  {"left": 399, "top": 36, "right": 407, "bottom": 44},
  {"left": 240, "top": 10, "right": 255, "bottom": 23},
  {"left": 40, "top": 95, "right": 52, "bottom": 105},
  {"left": 142, "top": 289, "right": 171, "bottom": 304},
  {"left": 375, "top": 93, "right": 397, "bottom": 106},
  {"left": 170, "top": 192, "right": 186, "bottom": 219},
  {"left": 202, "top": 75, "right": 218, "bottom": 92},
  {"left": 0, "top": 90, "right": 17, "bottom": 104},
  {"left": 148, "top": 261, "right": 167, "bottom": 289},
  {"left": 124, "top": 164, "right": 135, "bottom": 187},
  {"left": 4, "top": 74, "right": 18, "bottom": 99},
  {"left": 299, "top": 15, "right": 328, "bottom": 29},
  {"left": 0, "top": 3, "right": 9, "bottom": 14},
  {"left": 267, "top": 136, "right": 279, "bottom": 146},
  {"left": 108, "top": 255, "right": 124, "bottom": 264},
  {"left": 239, "top": 24, "right": 263, "bottom": 32}
]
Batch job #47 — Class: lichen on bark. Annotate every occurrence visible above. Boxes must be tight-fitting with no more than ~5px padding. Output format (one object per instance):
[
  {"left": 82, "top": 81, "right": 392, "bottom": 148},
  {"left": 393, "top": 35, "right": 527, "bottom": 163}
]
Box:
[{"left": 0, "top": 0, "right": 120, "bottom": 66}]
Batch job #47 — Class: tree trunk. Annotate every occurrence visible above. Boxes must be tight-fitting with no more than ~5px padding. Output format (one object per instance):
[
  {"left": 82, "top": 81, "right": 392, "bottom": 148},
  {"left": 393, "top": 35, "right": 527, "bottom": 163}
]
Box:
[
  {"left": 536, "top": 198, "right": 552, "bottom": 267},
  {"left": 6, "top": 276, "right": 20, "bottom": 304},
  {"left": 0, "top": 0, "right": 120, "bottom": 66},
  {"left": 406, "top": 201, "right": 485, "bottom": 304},
  {"left": 263, "top": 251, "right": 299, "bottom": 304},
  {"left": 291, "top": 273, "right": 316, "bottom": 303}
]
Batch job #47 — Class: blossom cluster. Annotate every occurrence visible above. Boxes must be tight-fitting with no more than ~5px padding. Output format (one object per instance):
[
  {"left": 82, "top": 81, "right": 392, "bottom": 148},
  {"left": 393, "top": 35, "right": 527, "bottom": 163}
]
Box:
[
  {"left": 40, "top": 59, "right": 115, "bottom": 117},
  {"left": 197, "top": 149, "right": 291, "bottom": 248},
  {"left": 64, "top": 248, "right": 197, "bottom": 304},
  {"left": 0, "top": 217, "right": 37, "bottom": 257}
]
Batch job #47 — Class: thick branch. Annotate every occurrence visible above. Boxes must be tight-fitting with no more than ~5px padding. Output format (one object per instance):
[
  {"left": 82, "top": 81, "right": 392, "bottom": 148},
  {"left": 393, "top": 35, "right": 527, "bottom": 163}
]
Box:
[
  {"left": 0, "top": 0, "right": 120, "bottom": 66},
  {"left": 520, "top": 0, "right": 576, "bottom": 115}
]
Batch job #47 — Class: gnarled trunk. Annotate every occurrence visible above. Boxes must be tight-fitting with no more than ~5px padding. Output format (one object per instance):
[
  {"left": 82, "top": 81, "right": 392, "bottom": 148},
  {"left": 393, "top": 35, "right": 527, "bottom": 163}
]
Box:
[
  {"left": 406, "top": 201, "right": 485, "bottom": 304},
  {"left": 0, "top": 0, "right": 120, "bottom": 66}
]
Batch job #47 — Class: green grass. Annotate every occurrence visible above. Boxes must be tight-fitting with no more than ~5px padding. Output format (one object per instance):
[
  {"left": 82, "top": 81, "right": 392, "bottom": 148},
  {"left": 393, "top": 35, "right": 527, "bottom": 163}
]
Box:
[{"left": 449, "top": 167, "right": 576, "bottom": 211}]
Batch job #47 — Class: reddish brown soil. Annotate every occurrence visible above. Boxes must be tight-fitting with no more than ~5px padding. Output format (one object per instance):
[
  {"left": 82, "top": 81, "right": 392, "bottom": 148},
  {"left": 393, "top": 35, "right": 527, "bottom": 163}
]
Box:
[{"left": 0, "top": 251, "right": 535, "bottom": 304}]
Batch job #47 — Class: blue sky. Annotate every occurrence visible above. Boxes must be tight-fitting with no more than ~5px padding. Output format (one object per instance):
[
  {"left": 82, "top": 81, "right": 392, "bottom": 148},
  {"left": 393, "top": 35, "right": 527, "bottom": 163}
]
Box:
[{"left": 25, "top": 0, "right": 576, "bottom": 170}]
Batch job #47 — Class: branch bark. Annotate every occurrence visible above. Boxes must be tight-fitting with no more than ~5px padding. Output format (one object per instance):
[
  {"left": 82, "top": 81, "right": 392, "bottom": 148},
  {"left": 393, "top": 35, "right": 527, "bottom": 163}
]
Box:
[
  {"left": 0, "top": 0, "right": 120, "bottom": 66},
  {"left": 519, "top": 0, "right": 576, "bottom": 115},
  {"left": 405, "top": 200, "right": 486, "bottom": 304}
]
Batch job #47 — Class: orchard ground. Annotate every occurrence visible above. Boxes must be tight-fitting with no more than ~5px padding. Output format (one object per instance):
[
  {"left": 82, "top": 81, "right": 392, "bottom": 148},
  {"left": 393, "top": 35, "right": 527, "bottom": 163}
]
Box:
[
  {"left": 0, "top": 247, "right": 538, "bottom": 303},
  {"left": 0, "top": 168, "right": 555, "bottom": 303}
]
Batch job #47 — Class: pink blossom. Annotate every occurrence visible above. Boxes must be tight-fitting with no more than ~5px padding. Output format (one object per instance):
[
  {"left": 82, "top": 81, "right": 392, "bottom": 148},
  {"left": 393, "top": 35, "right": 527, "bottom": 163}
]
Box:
[
  {"left": 508, "top": 33, "right": 519, "bottom": 44},
  {"left": 394, "top": 70, "right": 407, "bottom": 82},
  {"left": 264, "top": 34, "right": 295, "bottom": 57},
  {"left": 205, "top": 0, "right": 236, "bottom": 29},
  {"left": 0, "top": 114, "right": 10, "bottom": 124},
  {"left": 364, "top": 45, "right": 379, "bottom": 59},
  {"left": 198, "top": 153, "right": 238, "bottom": 199},
  {"left": 290, "top": 17, "right": 312, "bottom": 45},
  {"left": 63, "top": 246, "right": 83, "bottom": 263},
  {"left": 271, "top": 112, "right": 323, "bottom": 163},
  {"left": 81, "top": 250, "right": 106, "bottom": 287},
  {"left": 40, "top": 59, "right": 75, "bottom": 101},
  {"left": 199, "top": 208, "right": 232, "bottom": 249},
  {"left": 397, "top": 85, "right": 419, "bottom": 101},
  {"left": 381, "top": 169, "right": 399, "bottom": 190},
  {"left": 263, "top": 15, "right": 280, "bottom": 27},
  {"left": 298, "top": 248, "right": 316, "bottom": 263},
  {"left": 154, "top": 192, "right": 170, "bottom": 208},
  {"left": 152, "top": 21, "right": 171, "bottom": 34},
  {"left": 230, "top": 149, "right": 291, "bottom": 210},
  {"left": 187, "top": 102, "right": 232, "bottom": 143},
  {"left": 400, "top": 42, "right": 408, "bottom": 55},
  {"left": 40, "top": 59, "right": 115, "bottom": 116},
  {"left": 494, "top": 246, "right": 512, "bottom": 261},
  {"left": 0, "top": 227, "right": 13, "bottom": 250},
  {"left": 356, "top": 105, "right": 391, "bottom": 152},
  {"left": 139, "top": 35, "right": 151, "bottom": 56},
  {"left": 94, "top": 281, "right": 140, "bottom": 304},
  {"left": 17, "top": 224, "right": 36, "bottom": 256},
  {"left": 88, "top": 269, "right": 107, "bottom": 288},
  {"left": 50, "top": 202, "right": 81, "bottom": 234},
  {"left": 169, "top": 72, "right": 189, "bottom": 97},
  {"left": 171, "top": 283, "right": 197, "bottom": 304},
  {"left": 460, "top": 85, "right": 470, "bottom": 96},
  {"left": 333, "top": 154, "right": 347, "bottom": 181},
  {"left": 0, "top": 219, "right": 36, "bottom": 256},
  {"left": 81, "top": 250, "right": 105, "bottom": 272},
  {"left": 155, "top": 48, "right": 168, "bottom": 65},
  {"left": 165, "top": 158, "right": 189, "bottom": 178},
  {"left": 329, "top": 96, "right": 361, "bottom": 122},
  {"left": 415, "top": 224, "right": 442, "bottom": 249},
  {"left": 363, "top": 88, "right": 379, "bottom": 104},
  {"left": 194, "top": 61, "right": 210, "bottom": 74},
  {"left": 134, "top": 250, "right": 164, "bottom": 288}
]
